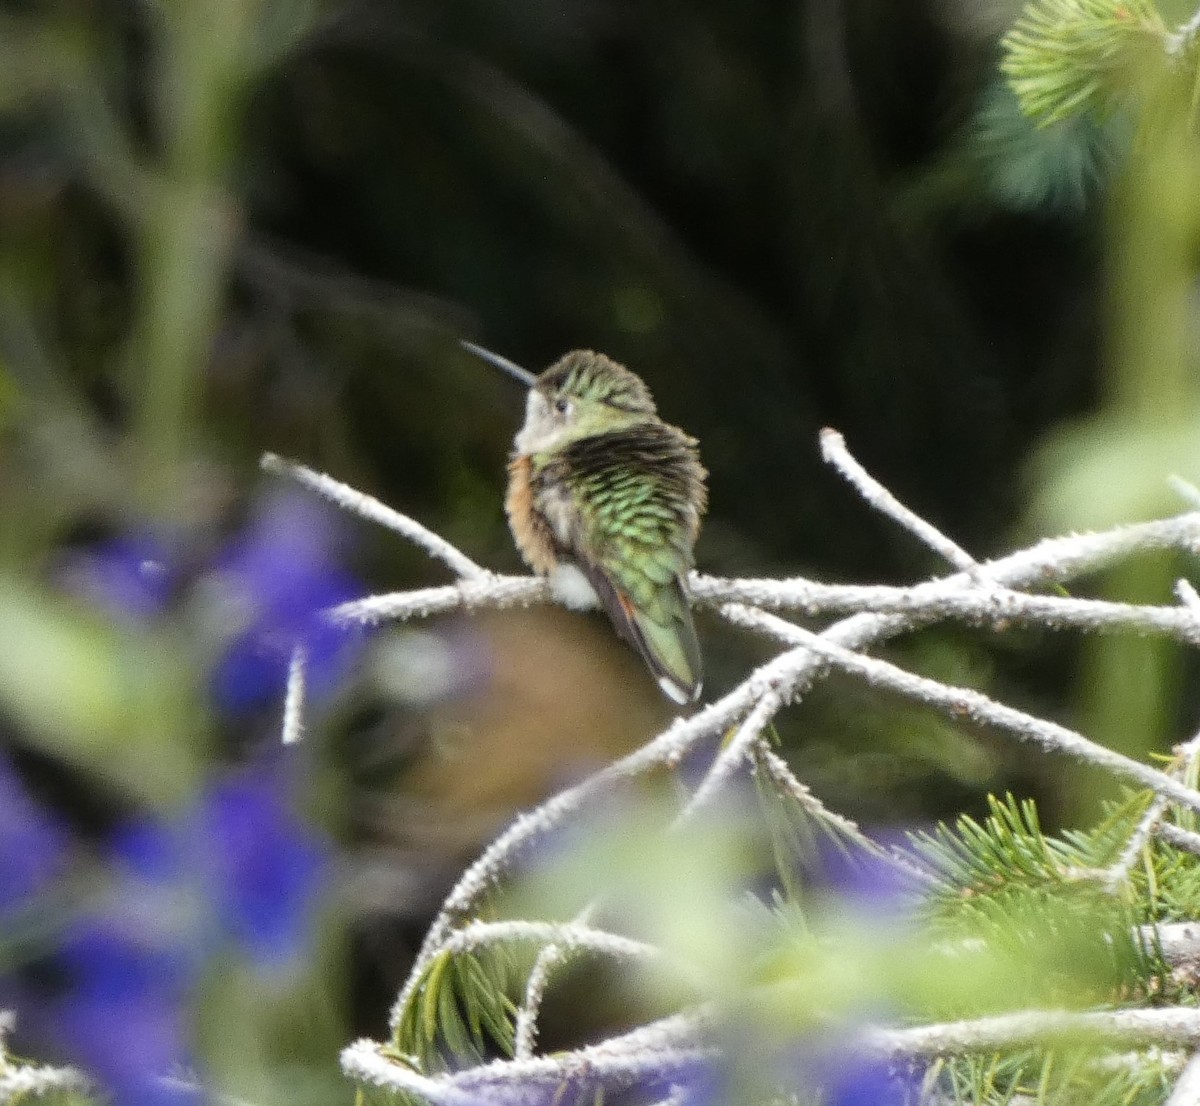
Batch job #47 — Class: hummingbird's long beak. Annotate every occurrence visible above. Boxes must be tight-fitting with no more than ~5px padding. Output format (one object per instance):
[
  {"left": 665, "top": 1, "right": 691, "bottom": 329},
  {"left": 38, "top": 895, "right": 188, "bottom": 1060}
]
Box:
[{"left": 459, "top": 340, "right": 538, "bottom": 389}]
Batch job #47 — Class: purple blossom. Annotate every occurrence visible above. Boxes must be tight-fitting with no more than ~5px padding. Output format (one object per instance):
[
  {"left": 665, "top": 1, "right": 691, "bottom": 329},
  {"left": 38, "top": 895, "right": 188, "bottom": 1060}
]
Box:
[
  {"left": 209, "top": 490, "right": 362, "bottom": 713},
  {"left": 59, "top": 532, "right": 175, "bottom": 622},
  {"left": 782, "top": 1033, "right": 919, "bottom": 1106},
  {"left": 820, "top": 1055, "right": 914, "bottom": 1106},
  {"left": 818, "top": 833, "right": 927, "bottom": 922},
  {"left": 41, "top": 758, "right": 328, "bottom": 1102},
  {"left": 55, "top": 918, "right": 194, "bottom": 1106},
  {"left": 0, "top": 755, "right": 68, "bottom": 912},
  {"left": 57, "top": 489, "right": 364, "bottom": 717},
  {"left": 199, "top": 766, "right": 328, "bottom": 969}
]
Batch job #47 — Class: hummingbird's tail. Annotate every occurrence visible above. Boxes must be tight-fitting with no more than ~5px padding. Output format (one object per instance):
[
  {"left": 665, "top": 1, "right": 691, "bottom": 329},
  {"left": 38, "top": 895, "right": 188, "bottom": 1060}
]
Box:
[
  {"left": 577, "top": 561, "right": 703, "bottom": 706},
  {"left": 635, "top": 608, "right": 703, "bottom": 706},
  {"left": 612, "top": 581, "right": 703, "bottom": 706}
]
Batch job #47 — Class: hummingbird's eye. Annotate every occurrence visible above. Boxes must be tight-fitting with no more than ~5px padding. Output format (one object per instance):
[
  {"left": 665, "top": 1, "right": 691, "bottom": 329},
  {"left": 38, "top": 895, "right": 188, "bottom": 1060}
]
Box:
[{"left": 554, "top": 397, "right": 572, "bottom": 417}]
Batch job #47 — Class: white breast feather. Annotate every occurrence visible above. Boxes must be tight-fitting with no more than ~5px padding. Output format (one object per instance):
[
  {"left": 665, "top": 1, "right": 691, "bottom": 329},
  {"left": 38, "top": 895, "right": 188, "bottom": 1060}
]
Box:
[{"left": 551, "top": 563, "right": 600, "bottom": 610}]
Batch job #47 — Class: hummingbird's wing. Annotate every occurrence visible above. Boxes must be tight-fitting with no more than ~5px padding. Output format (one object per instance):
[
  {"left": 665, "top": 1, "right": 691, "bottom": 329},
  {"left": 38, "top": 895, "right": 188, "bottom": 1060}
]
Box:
[{"left": 560, "top": 424, "right": 707, "bottom": 706}]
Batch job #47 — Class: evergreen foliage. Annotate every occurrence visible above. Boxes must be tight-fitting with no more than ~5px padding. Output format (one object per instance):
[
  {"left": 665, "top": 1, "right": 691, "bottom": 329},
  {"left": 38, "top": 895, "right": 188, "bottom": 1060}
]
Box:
[{"left": 1001, "top": 0, "right": 1166, "bottom": 125}]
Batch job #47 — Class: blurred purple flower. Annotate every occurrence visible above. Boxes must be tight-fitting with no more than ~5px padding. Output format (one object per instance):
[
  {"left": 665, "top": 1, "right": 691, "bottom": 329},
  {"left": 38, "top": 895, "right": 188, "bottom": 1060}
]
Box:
[
  {"left": 784, "top": 1033, "right": 919, "bottom": 1106},
  {"left": 819, "top": 832, "right": 927, "bottom": 922},
  {"left": 58, "top": 489, "right": 364, "bottom": 716},
  {"left": 44, "top": 758, "right": 328, "bottom": 1102},
  {"left": 210, "top": 490, "right": 362, "bottom": 713},
  {"left": 200, "top": 766, "right": 328, "bottom": 969},
  {"left": 59, "top": 533, "right": 175, "bottom": 622},
  {"left": 821, "top": 1055, "right": 913, "bottom": 1106},
  {"left": 56, "top": 918, "right": 193, "bottom": 1106},
  {"left": 0, "top": 755, "right": 68, "bottom": 912}
]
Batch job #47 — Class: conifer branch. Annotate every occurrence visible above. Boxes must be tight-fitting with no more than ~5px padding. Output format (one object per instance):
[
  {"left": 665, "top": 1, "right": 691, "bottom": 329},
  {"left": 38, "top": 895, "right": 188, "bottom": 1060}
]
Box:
[
  {"left": 443, "top": 919, "right": 660, "bottom": 965},
  {"left": 281, "top": 642, "right": 307, "bottom": 746},
  {"left": 263, "top": 447, "right": 1200, "bottom": 1104},
  {"left": 259, "top": 453, "right": 489, "bottom": 581},
  {"left": 0, "top": 1013, "right": 90, "bottom": 1103},
  {"left": 863, "top": 1006, "right": 1200, "bottom": 1059},
  {"left": 819, "top": 427, "right": 981, "bottom": 574},
  {"left": 721, "top": 604, "right": 1200, "bottom": 817}
]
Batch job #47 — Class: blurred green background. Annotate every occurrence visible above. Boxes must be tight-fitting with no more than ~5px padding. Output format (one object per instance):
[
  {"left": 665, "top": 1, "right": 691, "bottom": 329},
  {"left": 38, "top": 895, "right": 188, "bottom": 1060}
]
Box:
[{"left": 3, "top": 0, "right": 1200, "bottom": 1049}]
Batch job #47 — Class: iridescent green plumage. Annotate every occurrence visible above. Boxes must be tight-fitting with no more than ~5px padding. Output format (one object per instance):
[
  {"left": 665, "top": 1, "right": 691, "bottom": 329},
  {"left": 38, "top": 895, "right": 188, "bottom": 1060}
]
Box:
[{"left": 484, "top": 346, "right": 707, "bottom": 705}]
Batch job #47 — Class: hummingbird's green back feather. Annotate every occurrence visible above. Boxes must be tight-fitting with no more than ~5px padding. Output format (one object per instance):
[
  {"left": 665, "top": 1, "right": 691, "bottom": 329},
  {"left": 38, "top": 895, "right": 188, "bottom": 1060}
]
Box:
[{"left": 548, "top": 422, "right": 707, "bottom": 703}]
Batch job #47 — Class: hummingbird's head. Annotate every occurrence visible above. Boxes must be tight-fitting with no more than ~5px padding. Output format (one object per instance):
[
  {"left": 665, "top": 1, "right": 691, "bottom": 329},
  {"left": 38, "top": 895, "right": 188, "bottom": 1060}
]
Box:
[{"left": 516, "top": 350, "right": 657, "bottom": 453}]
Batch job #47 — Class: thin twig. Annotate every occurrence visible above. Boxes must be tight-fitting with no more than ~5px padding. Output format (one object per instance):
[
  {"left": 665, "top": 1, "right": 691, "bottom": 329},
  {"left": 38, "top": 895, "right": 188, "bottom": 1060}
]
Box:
[
  {"left": 1161, "top": 823, "right": 1200, "bottom": 858},
  {"left": 1169, "top": 475, "right": 1200, "bottom": 510},
  {"left": 693, "top": 574, "right": 1200, "bottom": 646},
  {"left": 345, "top": 1012, "right": 717, "bottom": 1105},
  {"left": 0, "top": 1063, "right": 91, "bottom": 1103},
  {"left": 443, "top": 919, "right": 659, "bottom": 965},
  {"left": 327, "top": 576, "right": 546, "bottom": 626},
  {"left": 1102, "top": 730, "right": 1200, "bottom": 890},
  {"left": 281, "top": 643, "right": 307, "bottom": 746},
  {"left": 752, "top": 741, "right": 942, "bottom": 889},
  {"left": 819, "top": 428, "right": 980, "bottom": 574},
  {"left": 722, "top": 605, "right": 1200, "bottom": 818},
  {"left": 340, "top": 1040, "right": 484, "bottom": 1106},
  {"left": 863, "top": 1007, "right": 1200, "bottom": 1060},
  {"left": 512, "top": 944, "right": 565, "bottom": 1060},
  {"left": 675, "top": 690, "right": 784, "bottom": 825},
  {"left": 1166, "top": 6, "right": 1200, "bottom": 56},
  {"left": 1137, "top": 923, "right": 1200, "bottom": 976},
  {"left": 513, "top": 903, "right": 598, "bottom": 1060},
  {"left": 261, "top": 453, "right": 489, "bottom": 580}
]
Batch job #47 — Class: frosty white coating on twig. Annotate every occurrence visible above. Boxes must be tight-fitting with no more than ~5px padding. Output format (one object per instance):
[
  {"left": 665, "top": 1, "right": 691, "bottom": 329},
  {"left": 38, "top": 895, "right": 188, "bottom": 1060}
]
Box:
[
  {"left": 0, "top": 1012, "right": 90, "bottom": 1104},
  {"left": 819, "top": 426, "right": 981, "bottom": 574},
  {"left": 257, "top": 435, "right": 1200, "bottom": 1105}
]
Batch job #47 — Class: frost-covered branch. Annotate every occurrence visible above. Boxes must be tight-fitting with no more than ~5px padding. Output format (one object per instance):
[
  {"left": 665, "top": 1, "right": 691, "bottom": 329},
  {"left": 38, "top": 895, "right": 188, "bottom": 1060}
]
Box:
[
  {"left": 720, "top": 604, "right": 1200, "bottom": 817},
  {"left": 443, "top": 919, "right": 660, "bottom": 965},
  {"left": 262, "top": 443, "right": 1200, "bottom": 1105},
  {"left": 343, "top": 1003, "right": 1200, "bottom": 1105},
  {"left": 863, "top": 1007, "right": 1200, "bottom": 1060},
  {"left": 1164, "top": 1051, "right": 1200, "bottom": 1106},
  {"left": 0, "top": 1012, "right": 90, "bottom": 1104},
  {"left": 0, "top": 1064, "right": 91, "bottom": 1103},
  {"left": 820, "top": 427, "right": 981, "bottom": 574},
  {"left": 260, "top": 453, "right": 489, "bottom": 580},
  {"left": 1100, "top": 730, "right": 1200, "bottom": 890}
]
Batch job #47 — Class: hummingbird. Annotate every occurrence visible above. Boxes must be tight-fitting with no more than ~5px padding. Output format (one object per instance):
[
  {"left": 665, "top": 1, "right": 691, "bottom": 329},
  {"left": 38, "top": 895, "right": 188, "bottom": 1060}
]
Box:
[{"left": 462, "top": 341, "right": 708, "bottom": 706}]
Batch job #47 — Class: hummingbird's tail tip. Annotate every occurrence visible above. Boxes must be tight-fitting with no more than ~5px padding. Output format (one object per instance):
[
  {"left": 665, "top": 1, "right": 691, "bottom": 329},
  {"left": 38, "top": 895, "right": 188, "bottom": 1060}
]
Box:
[{"left": 658, "top": 675, "right": 703, "bottom": 707}]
